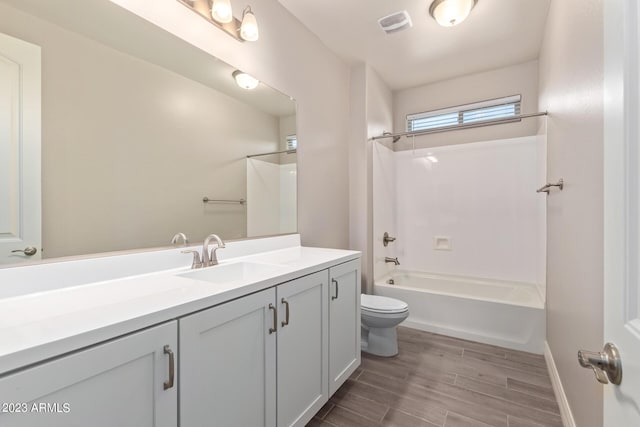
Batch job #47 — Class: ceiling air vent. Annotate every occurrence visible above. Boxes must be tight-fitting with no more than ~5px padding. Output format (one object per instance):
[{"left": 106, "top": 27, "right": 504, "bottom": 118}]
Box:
[{"left": 378, "top": 10, "right": 413, "bottom": 34}]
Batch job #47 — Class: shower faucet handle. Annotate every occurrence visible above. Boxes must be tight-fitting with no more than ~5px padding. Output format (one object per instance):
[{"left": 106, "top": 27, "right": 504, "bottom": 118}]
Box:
[{"left": 383, "top": 232, "right": 396, "bottom": 247}]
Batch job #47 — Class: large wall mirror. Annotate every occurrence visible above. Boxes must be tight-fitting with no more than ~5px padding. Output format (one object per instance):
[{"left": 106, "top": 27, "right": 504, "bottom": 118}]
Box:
[{"left": 0, "top": 0, "right": 297, "bottom": 266}]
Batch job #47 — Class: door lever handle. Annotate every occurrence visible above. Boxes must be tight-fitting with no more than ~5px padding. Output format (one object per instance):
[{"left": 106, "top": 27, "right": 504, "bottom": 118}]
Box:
[
  {"left": 11, "top": 247, "right": 37, "bottom": 256},
  {"left": 577, "top": 343, "right": 622, "bottom": 385}
]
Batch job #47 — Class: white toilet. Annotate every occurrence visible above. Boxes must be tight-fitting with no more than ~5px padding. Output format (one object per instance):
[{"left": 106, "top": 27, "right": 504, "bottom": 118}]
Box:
[{"left": 361, "top": 294, "right": 409, "bottom": 357}]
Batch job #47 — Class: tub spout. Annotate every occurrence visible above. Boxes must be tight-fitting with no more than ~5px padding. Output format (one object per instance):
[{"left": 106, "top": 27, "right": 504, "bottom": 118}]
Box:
[{"left": 385, "top": 257, "right": 400, "bottom": 266}]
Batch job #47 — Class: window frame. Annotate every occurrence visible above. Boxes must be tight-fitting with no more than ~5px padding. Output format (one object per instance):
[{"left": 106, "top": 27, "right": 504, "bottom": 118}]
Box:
[{"left": 406, "top": 94, "right": 522, "bottom": 132}]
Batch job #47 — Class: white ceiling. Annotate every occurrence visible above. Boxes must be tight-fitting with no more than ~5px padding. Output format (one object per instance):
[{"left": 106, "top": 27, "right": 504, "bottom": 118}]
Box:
[{"left": 278, "top": 0, "right": 551, "bottom": 90}]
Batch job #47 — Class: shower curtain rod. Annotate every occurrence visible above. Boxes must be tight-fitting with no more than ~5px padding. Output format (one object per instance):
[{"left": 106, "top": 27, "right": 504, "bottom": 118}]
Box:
[
  {"left": 369, "top": 111, "right": 548, "bottom": 142},
  {"left": 246, "top": 149, "right": 297, "bottom": 158}
]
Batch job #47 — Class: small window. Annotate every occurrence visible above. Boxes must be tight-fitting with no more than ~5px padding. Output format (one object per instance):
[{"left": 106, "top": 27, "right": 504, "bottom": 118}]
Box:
[
  {"left": 407, "top": 95, "right": 521, "bottom": 132},
  {"left": 286, "top": 135, "right": 297, "bottom": 150}
]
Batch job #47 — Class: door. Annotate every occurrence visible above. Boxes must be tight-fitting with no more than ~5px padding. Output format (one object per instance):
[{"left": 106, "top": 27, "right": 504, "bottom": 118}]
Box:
[
  {"left": 328, "top": 259, "right": 361, "bottom": 395},
  {"left": 603, "top": 0, "right": 640, "bottom": 424},
  {"left": 179, "top": 288, "right": 276, "bottom": 427},
  {"left": 0, "top": 32, "right": 41, "bottom": 264},
  {"left": 0, "top": 321, "right": 177, "bottom": 427},
  {"left": 277, "top": 270, "right": 328, "bottom": 427}
]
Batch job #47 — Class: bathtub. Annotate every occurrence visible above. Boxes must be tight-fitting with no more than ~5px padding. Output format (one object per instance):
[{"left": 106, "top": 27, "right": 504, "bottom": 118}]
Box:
[{"left": 374, "top": 270, "right": 545, "bottom": 354}]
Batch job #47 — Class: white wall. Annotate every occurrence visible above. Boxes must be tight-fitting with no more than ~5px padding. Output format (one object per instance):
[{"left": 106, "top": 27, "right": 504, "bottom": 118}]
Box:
[
  {"left": 538, "top": 0, "right": 604, "bottom": 425},
  {"left": 371, "top": 142, "right": 396, "bottom": 281},
  {"left": 0, "top": 3, "right": 283, "bottom": 258},
  {"left": 348, "top": 64, "right": 393, "bottom": 292},
  {"left": 110, "top": 0, "right": 351, "bottom": 250},
  {"left": 348, "top": 65, "right": 369, "bottom": 290},
  {"left": 374, "top": 136, "right": 545, "bottom": 285},
  {"left": 393, "top": 60, "right": 540, "bottom": 151}
]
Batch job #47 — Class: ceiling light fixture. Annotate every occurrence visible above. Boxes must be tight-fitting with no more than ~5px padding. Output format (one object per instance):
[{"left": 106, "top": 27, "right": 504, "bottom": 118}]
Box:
[
  {"left": 240, "top": 6, "right": 259, "bottom": 41},
  {"left": 232, "top": 70, "right": 259, "bottom": 90},
  {"left": 429, "top": 0, "right": 478, "bottom": 27},
  {"left": 211, "top": 0, "right": 233, "bottom": 24}
]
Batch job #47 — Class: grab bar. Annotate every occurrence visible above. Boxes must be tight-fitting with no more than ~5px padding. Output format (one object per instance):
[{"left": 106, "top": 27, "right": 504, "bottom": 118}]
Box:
[
  {"left": 537, "top": 179, "right": 564, "bottom": 194},
  {"left": 202, "top": 197, "right": 246, "bottom": 204}
]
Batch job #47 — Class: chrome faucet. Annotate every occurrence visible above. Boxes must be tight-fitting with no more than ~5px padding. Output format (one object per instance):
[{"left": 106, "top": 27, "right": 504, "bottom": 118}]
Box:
[
  {"left": 171, "top": 232, "right": 189, "bottom": 246},
  {"left": 385, "top": 257, "right": 400, "bottom": 266},
  {"left": 202, "top": 234, "right": 226, "bottom": 267}
]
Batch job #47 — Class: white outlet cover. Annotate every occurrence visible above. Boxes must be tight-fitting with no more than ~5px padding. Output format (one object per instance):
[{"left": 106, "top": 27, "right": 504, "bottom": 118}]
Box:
[{"left": 433, "top": 236, "right": 452, "bottom": 251}]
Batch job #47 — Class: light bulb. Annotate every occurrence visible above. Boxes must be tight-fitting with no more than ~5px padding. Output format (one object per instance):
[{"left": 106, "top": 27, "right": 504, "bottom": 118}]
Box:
[
  {"left": 211, "top": 0, "right": 233, "bottom": 24},
  {"left": 240, "top": 7, "right": 259, "bottom": 41},
  {"left": 429, "top": 0, "right": 476, "bottom": 27},
  {"left": 232, "top": 70, "right": 259, "bottom": 90}
]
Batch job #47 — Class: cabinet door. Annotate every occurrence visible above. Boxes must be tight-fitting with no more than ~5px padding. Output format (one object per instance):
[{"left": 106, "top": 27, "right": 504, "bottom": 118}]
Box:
[
  {"left": 180, "top": 287, "right": 276, "bottom": 427},
  {"left": 329, "top": 259, "right": 361, "bottom": 395},
  {"left": 0, "top": 321, "right": 178, "bottom": 427},
  {"left": 277, "top": 270, "right": 329, "bottom": 427}
]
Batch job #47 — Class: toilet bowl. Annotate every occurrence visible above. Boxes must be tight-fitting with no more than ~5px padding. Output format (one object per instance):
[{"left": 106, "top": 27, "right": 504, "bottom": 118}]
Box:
[{"left": 361, "top": 294, "right": 409, "bottom": 357}]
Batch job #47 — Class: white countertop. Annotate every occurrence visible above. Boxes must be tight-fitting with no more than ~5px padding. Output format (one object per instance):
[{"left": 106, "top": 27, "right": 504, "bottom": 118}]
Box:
[{"left": 0, "top": 245, "right": 360, "bottom": 374}]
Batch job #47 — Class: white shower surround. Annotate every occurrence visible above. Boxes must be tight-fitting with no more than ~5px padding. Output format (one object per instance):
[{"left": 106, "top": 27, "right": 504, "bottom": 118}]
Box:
[
  {"left": 372, "top": 136, "right": 547, "bottom": 352},
  {"left": 374, "top": 136, "right": 546, "bottom": 284},
  {"left": 246, "top": 159, "right": 297, "bottom": 237}
]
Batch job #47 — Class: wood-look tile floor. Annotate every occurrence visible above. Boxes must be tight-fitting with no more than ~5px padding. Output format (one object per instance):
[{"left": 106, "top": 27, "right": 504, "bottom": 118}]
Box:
[{"left": 308, "top": 327, "right": 562, "bottom": 427}]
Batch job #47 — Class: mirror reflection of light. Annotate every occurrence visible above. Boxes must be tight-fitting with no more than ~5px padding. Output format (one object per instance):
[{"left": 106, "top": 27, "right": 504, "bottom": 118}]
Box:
[
  {"left": 426, "top": 155, "right": 439, "bottom": 163},
  {"left": 232, "top": 70, "right": 260, "bottom": 90}
]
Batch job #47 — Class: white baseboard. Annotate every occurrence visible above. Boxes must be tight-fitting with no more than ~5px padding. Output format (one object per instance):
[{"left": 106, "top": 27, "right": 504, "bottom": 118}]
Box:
[{"left": 544, "top": 341, "right": 577, "bottom": 427}]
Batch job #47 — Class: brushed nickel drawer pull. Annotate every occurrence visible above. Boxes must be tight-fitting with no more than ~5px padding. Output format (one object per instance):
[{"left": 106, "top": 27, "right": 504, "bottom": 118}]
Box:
[
  {"left": 281, "top": 298, "right": 290, "bottom": 327},
  {"left": 163, "top": 345, "right": 175, "bottom": 390},
  {"left": 331, "top": 278, "right": 339, "bottom": 300},
  {"left": 269, "top": 304, "right": 277, "bottom": 334}
]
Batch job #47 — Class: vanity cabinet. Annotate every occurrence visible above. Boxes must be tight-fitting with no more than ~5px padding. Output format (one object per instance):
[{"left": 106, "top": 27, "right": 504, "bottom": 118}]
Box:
[
  {"left": 180, "top": 287, "right": 277, "bottom": 427},
  {"left": 0, "top": 322, "right": 178, "bottom": 427},
  {"left": 179, "top": 270, "right": 329, "bottom": 427},
  {"left": 0, "top": 253, "right": 360, "bottom": 427},
  {"left": 329, "top": 259, "right": 361, "bottom": 395},
  {"left": 277, "top": 271, "right": 329, "bottom": 427}
]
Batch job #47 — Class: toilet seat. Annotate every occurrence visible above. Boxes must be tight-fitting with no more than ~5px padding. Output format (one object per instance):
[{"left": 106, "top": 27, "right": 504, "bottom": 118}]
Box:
[{"left": 361, "top": 294, "right": 408, "bottom": 314}]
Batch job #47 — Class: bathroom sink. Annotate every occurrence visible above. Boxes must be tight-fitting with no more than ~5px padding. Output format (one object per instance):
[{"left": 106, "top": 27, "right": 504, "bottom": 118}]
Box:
[{"left": 177, "top": 262, "right": 288, "bottom": 285}]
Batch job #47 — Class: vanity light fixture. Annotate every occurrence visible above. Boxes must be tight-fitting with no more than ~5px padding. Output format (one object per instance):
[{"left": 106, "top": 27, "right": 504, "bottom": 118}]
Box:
[
  {"left": 429, "top": 0, "right": 478, "bottom": 27},
  {"left": 177, "top": 0, "right": 259, "bottom": 42},
  {"left": 233, "top": 70, "right": 259, "bottom": 90},
  {"left": 211, "top": 0, "right": 233, "bottom": 24},
  {"left": 240, "top": 6, "right": 259, "bottom": 41}
]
